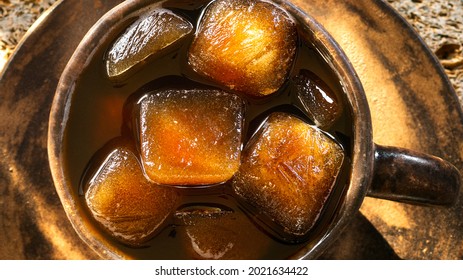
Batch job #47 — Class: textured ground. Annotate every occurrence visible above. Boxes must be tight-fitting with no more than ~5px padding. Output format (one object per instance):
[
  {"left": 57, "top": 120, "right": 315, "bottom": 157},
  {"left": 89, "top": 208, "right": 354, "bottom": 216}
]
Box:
[
  {"left": 387, "top": 0, "right": 463, "bottom": 109},
  {"left": 0, "top": 0, "right": 57, "bottom": 66}
]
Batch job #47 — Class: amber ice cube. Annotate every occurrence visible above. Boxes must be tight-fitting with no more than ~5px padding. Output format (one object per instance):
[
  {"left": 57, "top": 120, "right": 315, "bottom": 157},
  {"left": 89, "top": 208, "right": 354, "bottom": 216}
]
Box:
[
  {"left": 105, "top": 9, "right": 193, "bottom": 82},
  {"left": 137, "top": 89, "right": 244, "bottom": 185},
  {"left": 233, "top": 113, "right": 344, "bottom": 237},
  {"left": 84, "top": 142, "right": 179, "bottom": 246},
  {"left": 188, "top": 0, "right": 297, "bottom": 97},
  {"left": 293, "top": 70, "right": 343, "bottom": 128},
  {"left": 174, "top": 205, "right": 270, "bottom": 259}
]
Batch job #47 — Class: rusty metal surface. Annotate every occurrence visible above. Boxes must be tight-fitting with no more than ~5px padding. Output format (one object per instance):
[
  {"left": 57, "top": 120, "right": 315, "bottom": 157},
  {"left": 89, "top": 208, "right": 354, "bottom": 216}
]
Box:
[{"left": 0, "top": 0, "right": 462, "bottom": 259}]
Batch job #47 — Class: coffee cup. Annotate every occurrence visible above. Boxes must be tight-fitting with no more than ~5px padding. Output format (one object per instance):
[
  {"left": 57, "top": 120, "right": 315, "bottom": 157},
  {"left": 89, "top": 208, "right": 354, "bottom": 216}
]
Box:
[{"left": 48, "top": 0, "right": 461, "bottom": 259}]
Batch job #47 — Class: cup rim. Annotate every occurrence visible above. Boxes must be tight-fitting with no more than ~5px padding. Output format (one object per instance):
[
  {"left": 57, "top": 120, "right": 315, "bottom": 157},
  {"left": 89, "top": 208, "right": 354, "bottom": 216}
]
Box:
[{"left": 48, "top": 0, "right": 374, "bottom": 260}]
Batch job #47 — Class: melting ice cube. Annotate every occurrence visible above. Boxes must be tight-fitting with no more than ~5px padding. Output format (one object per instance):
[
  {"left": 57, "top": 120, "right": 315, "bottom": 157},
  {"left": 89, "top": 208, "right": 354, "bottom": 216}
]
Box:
[
  {"left": 84, "top": 140, "right": 179, "bottom": 246},
  {"left": 174, "top": 205, "right": 269, "bottom": 259},
  {"left": 293, "top": 69, "right": 342, "bottom": 128},
  {"left": 136, "top": 89, "right": 244, "bottom": 185},
  {"left": 105, "top": 9, "right": 193, "bottom": 82},
  {"left": 188, "top": 0, "right": 297, "bottom": 96},
  {"left": 233, "top": 112, "right": 344, "bottom": 237}
]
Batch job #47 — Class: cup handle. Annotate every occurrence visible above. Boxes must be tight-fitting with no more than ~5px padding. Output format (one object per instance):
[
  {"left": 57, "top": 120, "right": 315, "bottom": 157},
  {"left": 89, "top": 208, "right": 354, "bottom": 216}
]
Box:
[{"left": 367, "top": 144, "right": 461, "bottom": 206}]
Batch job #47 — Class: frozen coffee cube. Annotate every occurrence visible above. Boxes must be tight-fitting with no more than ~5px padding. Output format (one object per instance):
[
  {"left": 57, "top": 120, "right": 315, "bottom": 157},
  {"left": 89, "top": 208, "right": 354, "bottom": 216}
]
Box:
[
  {"left": 188, "top": 0, "right": 297, "bottom": 96},
  {"left": 84, "top": 142, "right": 179, "bottom": 246},
  {"left": 106, "top": 9, "right": 193, "bottom": 82},
  {"left": 293, "top": 70, "right": 342, "bottom": 128},
  {"left": 175, "top": 205, "right": 269, "bottom": 259},
  {"left": 137, "top": 89, "right": 244, "bottom": 185},
  {"left": 233, "top": 113, "right": 344, "bottom": 237}
]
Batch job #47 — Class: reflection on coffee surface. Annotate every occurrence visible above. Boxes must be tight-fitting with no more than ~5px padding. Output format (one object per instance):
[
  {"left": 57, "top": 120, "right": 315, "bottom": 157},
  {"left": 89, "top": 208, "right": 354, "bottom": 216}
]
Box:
[{"left": 65, "top": 0, "right": 353, "bottom": 259}]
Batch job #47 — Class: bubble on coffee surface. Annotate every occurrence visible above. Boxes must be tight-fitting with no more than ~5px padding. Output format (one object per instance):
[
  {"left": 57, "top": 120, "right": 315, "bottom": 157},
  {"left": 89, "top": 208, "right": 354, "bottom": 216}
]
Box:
[
  {"left": 84, "top": 140, "right": 180, "bottom": 246},
  {"left": 135, "top": 89, "right": 244, "bottom": 185},
  {"left": 105, "top": 8, "right": 193, "bottom": 83},
  {"left": 174, "top": 204, "right": 270, "bottom": 259},
  {"left": 233, "top": 112, "right": 345, "bottom": 237},
  {"left": 188, "top": 0, "right": 297, "bottom": 97},
  {"left": 293, "top": 69, "right": 343, "bottom": 128}
]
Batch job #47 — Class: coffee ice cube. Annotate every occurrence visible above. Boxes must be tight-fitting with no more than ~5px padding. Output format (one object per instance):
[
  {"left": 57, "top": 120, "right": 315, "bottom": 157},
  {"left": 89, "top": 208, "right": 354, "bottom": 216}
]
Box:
[
  {"left": 188, "top": 0, "right": 297, "bottom": 96},
  {"left": 106, "top": 9, "right": 193, "bottom": 82},
  {"left": 174, "top": 205, "right": 269, "bottom": 259},
  {"left": 233, "top": 113, "right": 344, "bottom": 237},
  {"left": 137, "top": 89, "right": 244, "bottom": 185},
  {"left": 293, "top": 70, "right": 342, "bottom": 128},
  {"left": 84, "top": 141, "right": 179, "bottom": 246}
]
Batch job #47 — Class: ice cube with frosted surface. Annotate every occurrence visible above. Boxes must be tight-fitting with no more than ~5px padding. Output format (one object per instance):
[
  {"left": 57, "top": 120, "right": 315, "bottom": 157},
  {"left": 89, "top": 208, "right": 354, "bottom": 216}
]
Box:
[
  {"left": 174, "top": 205, "right": 270, "bottom": 259},
  {"left": 84, "top": 142, "right": 179, "bottom": 246},
  {"left": 293, "top": 69, "right": 342, "bottom": 128},
  {"left": 105, "top": 9, "right": 193, "bottom": 82},
  {"left": 188, "top": 0, "right": 297, "bottom": 96},
  {"left": 233, "top": 112, "right": 344, "bottom": 237},
  {"left": 137, "top": 89, "right": 244, "bottom": 185}
]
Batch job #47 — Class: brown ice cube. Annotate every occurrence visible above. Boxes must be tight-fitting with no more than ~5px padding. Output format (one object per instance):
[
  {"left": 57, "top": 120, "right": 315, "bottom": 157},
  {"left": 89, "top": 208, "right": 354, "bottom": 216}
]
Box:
[
  {"left": 84, "top": 141, "right": 179, "bottom": 246},
  {"left": 105, "top": 9, "right": 193, "bottom": 82},
  {"left": 174, "top": 205, "right": 270, "bottom": 259},
  {"left": 137, "top": 89, "right": 244, "bottom": 185},
  {"left": 188, "top": 0, "right": 297, "bottom": 97},
  {"left": 233, "top": 113, "right": 344, "bottom": 237},
  {"left": 293, "top": 70, "right": 342, "bottom": 128}
]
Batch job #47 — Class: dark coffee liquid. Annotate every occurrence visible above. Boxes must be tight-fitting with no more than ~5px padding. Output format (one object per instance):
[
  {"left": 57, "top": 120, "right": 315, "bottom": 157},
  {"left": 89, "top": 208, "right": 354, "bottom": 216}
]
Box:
[{"left": 63, "top": 0, "right": 353, "bottom": 259}]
